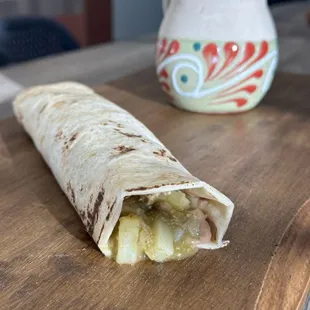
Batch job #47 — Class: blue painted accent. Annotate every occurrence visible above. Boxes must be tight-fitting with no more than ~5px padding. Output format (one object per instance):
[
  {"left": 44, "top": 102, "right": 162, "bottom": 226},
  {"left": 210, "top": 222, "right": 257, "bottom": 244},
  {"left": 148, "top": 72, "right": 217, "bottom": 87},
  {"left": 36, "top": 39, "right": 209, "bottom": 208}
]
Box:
[
  {"left": 181, "top": 75, "right": 188, "bottom": 83},
  {"left": 193, "top": 42, "right": 201, "bottom": 51}
]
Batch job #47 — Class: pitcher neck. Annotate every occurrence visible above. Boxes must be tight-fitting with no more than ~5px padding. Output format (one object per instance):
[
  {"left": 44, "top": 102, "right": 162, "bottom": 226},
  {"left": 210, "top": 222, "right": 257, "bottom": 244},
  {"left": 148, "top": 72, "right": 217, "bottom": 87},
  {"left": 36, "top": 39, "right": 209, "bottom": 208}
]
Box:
[{"left": 173, "top": 0, "right": 269, "bottom": 10}]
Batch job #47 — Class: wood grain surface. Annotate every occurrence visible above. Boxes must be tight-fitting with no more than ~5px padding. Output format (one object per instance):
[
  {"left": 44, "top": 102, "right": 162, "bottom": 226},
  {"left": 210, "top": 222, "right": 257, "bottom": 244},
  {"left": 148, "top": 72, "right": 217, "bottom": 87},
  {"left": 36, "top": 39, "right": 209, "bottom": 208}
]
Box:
[{"left": 0, "top": 68, "right": 310, "bottom": 310}]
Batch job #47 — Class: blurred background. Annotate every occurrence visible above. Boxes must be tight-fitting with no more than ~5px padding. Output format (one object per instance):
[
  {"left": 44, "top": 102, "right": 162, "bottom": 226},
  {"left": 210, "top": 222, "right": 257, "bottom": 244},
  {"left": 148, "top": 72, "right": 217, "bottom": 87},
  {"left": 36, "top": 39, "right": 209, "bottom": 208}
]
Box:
[
  {"left": 0, "top": 0, "right": 163, "bottom": 48},
  {"left": 0, "top": 0, "right": 307, "bottom": 51},
  {"left": 0, "top": 0, "right": 309, "bottom": 118}
]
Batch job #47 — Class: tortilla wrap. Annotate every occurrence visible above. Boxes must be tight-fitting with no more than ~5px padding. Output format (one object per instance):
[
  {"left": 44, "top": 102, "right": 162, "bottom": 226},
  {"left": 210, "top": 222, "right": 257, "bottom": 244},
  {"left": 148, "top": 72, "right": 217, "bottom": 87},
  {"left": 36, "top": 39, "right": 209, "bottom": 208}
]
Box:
[{"left": 13, "top": 82, "right": 234, "bottom": 262}]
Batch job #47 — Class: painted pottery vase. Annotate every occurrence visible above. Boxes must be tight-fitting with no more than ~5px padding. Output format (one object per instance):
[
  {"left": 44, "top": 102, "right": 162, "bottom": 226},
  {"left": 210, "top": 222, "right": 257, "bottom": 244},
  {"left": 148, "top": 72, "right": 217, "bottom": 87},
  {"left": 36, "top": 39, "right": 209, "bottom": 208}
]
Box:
[{"left": 156, "top": 0, "right": 278, "bottom": 114}]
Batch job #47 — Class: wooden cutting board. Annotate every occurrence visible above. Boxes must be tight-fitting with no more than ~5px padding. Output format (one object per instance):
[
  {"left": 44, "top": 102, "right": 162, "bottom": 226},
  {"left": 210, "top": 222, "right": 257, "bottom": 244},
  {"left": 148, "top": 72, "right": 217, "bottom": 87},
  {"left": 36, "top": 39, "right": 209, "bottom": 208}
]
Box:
[{"left": 0, "top": 68, "right": 309, "bottom": 310}]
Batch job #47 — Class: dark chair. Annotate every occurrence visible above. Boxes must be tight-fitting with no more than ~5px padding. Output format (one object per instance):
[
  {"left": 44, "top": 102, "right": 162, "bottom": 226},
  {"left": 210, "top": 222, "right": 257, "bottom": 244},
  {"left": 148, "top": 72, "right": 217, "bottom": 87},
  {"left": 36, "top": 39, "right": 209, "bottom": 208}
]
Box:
[{"left": 0, "top": 16, "right": 80, "bottom": 67}]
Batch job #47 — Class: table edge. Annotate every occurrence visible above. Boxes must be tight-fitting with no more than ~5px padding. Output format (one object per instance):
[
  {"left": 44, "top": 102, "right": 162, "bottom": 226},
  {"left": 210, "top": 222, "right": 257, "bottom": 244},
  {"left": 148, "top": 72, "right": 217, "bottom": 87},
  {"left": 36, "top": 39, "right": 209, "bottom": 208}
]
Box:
[{"left": 255, "top": 198, "right": 310, "bottom": 309}]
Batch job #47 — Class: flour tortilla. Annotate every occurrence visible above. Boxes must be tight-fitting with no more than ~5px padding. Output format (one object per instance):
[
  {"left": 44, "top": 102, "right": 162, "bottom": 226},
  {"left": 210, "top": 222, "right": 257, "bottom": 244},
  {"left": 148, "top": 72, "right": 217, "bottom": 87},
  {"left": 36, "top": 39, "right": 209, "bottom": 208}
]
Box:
[{"left": 13, "top": 82, "right": 234, "bottom": 252}]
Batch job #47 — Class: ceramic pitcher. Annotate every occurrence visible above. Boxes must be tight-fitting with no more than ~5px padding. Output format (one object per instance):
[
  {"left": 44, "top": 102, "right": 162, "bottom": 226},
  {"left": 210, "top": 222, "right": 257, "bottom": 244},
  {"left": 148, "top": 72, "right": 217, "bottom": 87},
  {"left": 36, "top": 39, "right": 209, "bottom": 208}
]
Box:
[{"left": 156, "top": 0, "right": 278, "bottom": 114}]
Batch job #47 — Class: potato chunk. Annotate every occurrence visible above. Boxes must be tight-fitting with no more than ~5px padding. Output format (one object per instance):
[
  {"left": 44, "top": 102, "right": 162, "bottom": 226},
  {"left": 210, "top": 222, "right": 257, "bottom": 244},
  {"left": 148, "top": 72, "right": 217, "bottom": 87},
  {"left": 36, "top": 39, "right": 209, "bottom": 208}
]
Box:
[
  {"left": 167, "top": 191, "right": 191, "bottom": 211},
  {"left": 116, "top": 215, "right": 144, "bottom": 264},
  {"left": 145, "top": 217, "right": 174, "bottom": 262}
]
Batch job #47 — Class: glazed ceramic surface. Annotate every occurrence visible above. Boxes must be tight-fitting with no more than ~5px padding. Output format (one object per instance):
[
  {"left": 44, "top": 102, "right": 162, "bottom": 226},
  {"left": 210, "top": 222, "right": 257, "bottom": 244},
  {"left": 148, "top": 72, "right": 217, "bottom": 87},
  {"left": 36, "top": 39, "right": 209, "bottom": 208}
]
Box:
[{"left": 156, "top": 0, "right": 278, "bottom": 113}]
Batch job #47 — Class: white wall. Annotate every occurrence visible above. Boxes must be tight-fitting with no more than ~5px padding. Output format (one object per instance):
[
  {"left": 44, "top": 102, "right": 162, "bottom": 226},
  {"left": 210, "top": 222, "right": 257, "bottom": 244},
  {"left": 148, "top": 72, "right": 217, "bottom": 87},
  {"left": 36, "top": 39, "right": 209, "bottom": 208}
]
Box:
[{"left": 113, "top": 0, "right": 163, "bottom": 40}]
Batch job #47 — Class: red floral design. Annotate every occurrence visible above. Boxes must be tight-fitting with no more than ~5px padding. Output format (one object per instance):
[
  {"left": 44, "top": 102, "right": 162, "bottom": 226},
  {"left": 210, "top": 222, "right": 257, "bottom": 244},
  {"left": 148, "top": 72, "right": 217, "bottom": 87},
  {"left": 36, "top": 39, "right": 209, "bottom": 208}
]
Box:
[{"left": 157, "top": 38, "right": 274, "bottom": 109}]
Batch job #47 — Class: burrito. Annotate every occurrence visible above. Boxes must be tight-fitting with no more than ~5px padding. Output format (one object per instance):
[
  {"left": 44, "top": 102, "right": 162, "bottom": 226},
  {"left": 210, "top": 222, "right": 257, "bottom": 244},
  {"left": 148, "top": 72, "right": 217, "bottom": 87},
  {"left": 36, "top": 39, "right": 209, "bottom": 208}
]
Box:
[{"left": 13, "top": 82, "right": 234, "bottom": 264}]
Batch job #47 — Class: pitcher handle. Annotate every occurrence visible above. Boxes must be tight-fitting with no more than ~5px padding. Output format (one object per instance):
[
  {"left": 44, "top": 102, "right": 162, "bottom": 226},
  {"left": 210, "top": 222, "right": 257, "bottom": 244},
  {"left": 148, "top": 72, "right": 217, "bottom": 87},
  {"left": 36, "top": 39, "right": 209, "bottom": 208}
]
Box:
[{"left": 162, "top": 0, "right": 171, "bottom": 14}]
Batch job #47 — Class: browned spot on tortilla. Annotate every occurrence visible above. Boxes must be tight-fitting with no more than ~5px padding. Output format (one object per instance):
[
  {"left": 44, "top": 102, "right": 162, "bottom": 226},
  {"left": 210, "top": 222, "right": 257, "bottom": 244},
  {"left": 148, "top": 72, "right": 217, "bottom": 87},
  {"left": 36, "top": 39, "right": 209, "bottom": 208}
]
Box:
[
  {"left": 39, "top": 104, "right": 48, "bottom": 114},
  {"left": 106, "top": 199, "right": 116, "bottom": 221},
  {"left": 66, "top": 182, "right": 75, "bottom": 205},
  {"left": 106, "top": 210, "right": 112, "bottom": 221},
  {"left": 89, "top": 194, "right": 94, "bottom": 203},
  {"left": 168, "top": 156, "right": 177, "bottom": 162},
  {"left": 93, "top": 190, "right": 104, "bottom": 215},
  {"left": 153, "top": 149, "right": 177, "bottom": 162},
  {"left": 87, "top": 189, "right": 105, "bottom": 236},
  {"left": 97, "top": 199, "right": 117, "bottom": 243},
  {"left": 153, "top": 149, "right": 166, "bottom": 157},
  {"left": 69, "top": 133, "right": 78, "bottom": 142},
  {"left": 126, "top": 185, "right": 160, "bottom": 192},
  {"left": 53, "top": 101, "right": 65, "bottom": 108},
  {"left": 102, "top": 121, "right": 124, "bottom": 128},
  {"left": 62, "top": 138, "right": 72, "bottom": 152},
  {"left": 114, "top": 145, "right": 136, "bottom": 154},
  {"left": 97, "top": 223, "right": 105, "bottom": 243},
  {"left": 86, "top": 208, "right": 94, "bottom": 235},
  {"left": 118, "top": 131, "right": 142, "bottom": 138},
  {"left": 141, "top": 139, "right": 147, "bottom": 143},
  {"left": 56, "top": 130, "right": 63, "bottom": 139},
  {"left": 62, "top": 141, "right": 69, "bottom": 152},
  {"left": 126, "top": 181, "right": 188, "bottom": 192},
  {"left": 127, "top": 186, "right": 149, "bottom": 191},
  {"left": 80, "top": 186, "right": 83, "bottom": 192}
]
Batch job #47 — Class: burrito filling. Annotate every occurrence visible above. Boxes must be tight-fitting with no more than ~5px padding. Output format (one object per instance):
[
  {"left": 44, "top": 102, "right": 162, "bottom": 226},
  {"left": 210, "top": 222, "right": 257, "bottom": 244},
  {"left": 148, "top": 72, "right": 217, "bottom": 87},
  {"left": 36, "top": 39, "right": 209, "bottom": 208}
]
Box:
[{"left": 102, "top": 191, "right": 216, "bottom": 264}]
